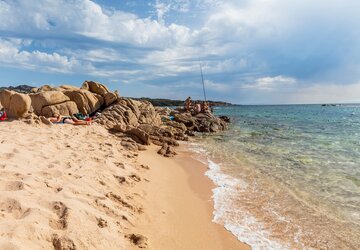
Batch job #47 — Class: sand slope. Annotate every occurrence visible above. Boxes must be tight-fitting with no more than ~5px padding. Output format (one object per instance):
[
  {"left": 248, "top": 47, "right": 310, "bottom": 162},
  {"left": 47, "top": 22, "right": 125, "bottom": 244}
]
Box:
[{"left": 0, "top": 121, "right": 147, "bottom": 249}]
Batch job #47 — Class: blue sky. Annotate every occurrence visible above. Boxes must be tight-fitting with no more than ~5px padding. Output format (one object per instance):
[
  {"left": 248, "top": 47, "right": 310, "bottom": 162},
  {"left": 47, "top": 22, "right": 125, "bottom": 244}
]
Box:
[{"left": 0, "top": 0, "right": 360, "bottom": 104}]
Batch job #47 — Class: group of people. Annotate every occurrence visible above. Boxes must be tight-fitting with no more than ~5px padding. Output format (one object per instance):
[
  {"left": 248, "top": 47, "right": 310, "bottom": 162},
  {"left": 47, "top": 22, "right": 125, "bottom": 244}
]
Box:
[
  {"left": 48, "top": 114, "right": 92, "bottom": 125},
  {"left": 185, "top": 97, "right": 211, "bottom": 113}
]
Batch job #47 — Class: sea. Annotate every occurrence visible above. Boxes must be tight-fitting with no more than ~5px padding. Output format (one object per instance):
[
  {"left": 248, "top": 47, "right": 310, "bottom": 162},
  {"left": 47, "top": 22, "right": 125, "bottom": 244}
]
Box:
[{"left": 190, "top": 104, "right": 360, "bottom": 249}]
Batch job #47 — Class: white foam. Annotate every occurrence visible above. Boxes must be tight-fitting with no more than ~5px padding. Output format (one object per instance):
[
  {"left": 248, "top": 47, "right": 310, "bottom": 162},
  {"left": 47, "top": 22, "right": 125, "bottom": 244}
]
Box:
[{"left": 203, "top": 156, "right": 289, "bottom": 249}]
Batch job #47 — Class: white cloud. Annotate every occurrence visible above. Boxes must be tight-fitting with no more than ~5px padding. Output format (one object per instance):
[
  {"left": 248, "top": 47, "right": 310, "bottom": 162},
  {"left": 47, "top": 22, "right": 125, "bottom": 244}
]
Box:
[
  {"left": 0, "top": 39, "right": 93, "bottom": 73},
  {"left": 285, "top": 82, "right": 360, "bottom": 104},
  {"left": 244, "top": 76, "right": 297, "bottom": 90},
  {"left": 0, "top": 0, "right": 191, "bottom": 48}
]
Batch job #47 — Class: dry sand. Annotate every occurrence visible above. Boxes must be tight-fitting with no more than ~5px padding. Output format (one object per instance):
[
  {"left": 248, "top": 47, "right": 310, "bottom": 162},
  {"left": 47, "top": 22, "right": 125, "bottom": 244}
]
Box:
[{"left": 0, "top": 120, "right": 249, "bottom": 250}]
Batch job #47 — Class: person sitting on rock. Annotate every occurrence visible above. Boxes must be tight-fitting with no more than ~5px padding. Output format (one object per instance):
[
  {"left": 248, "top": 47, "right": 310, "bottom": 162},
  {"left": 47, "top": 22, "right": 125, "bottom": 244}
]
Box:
[
  {"left": 185, "top": 97, "right": 192, "bottom": 111},
  {"left": 201, "top": 101, "right": 210, "bottom": 113},
  {"left": 49, "top": 114, "right": 91, "bottom": 125},
  {"left": 194, "top": 102, "right": 201, "bottom": 113}
]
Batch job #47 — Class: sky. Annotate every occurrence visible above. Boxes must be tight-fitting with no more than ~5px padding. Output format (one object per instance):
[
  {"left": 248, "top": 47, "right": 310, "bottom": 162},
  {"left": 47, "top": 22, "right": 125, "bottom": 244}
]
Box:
[{"left": 0, "top": 0, "right": 360, "bottom": 104}]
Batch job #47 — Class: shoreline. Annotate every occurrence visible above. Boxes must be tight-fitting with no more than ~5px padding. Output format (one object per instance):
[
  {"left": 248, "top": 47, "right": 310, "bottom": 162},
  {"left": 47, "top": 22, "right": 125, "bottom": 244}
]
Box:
[{"left": 135, "top": 144, "right": 250, "bottom": 250}]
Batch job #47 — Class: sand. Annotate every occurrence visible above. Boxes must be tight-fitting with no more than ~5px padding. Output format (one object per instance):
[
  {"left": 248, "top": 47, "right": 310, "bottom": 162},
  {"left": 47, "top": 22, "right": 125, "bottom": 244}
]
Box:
[{"left": 0, "top": 120, "right": 249, "bottom": 250}]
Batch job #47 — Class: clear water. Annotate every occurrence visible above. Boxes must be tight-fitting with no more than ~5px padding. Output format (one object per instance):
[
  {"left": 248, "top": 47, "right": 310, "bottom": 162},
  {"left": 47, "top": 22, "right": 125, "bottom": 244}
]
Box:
[{"left": 195, "top": 104, "right": 360, "bottom": 249}]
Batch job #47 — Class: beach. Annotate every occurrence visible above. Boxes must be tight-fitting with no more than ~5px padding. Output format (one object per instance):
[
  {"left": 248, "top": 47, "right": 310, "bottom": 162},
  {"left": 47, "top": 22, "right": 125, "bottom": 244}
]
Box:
[{"left": 0, "top": 120, "right": 248, "bottom": 249}]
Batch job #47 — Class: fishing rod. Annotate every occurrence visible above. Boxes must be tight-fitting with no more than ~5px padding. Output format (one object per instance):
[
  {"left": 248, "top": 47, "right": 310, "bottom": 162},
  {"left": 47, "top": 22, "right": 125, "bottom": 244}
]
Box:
[{"left": 199, "top": 62, "right": 207, "bottom": 102}]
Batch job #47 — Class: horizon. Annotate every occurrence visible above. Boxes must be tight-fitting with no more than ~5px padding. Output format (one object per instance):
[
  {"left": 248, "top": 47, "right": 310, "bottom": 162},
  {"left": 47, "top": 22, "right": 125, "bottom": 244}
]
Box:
[{"left": 1, "top": 0, "right": 360, "bottom": 105}]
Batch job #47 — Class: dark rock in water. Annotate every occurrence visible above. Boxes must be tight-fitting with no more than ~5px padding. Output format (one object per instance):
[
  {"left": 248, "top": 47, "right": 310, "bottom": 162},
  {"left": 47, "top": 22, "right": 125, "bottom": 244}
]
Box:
[{"left": 219, "top": 115, "right": 231, "bottom": 123}]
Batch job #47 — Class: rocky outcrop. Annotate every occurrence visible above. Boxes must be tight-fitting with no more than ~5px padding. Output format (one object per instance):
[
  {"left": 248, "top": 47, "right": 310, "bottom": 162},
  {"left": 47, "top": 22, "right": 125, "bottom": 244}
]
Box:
[
  {"left": 0, "top": 80, "right": 119, "bottom": 118},
  {"left": 1, "top": 80, "right": 230, "bottom": 158},
  {"left": 95, "top": 98, "right": 161, "bottom": 129}
]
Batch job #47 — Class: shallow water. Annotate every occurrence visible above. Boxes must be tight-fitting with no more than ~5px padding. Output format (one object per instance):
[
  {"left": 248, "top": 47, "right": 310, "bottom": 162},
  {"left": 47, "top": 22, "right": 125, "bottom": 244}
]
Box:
[{"left": 194, "top": 104, "right": 360, "bottom": 249}]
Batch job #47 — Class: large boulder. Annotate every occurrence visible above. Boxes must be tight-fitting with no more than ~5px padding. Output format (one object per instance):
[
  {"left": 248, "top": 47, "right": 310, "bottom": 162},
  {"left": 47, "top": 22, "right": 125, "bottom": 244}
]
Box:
[
  {"left": 0, "top": 89, "right": 14, "bottom": 108},
  {"left": 7, "top": 93, "right": 32, "bottom": 118},
  {"left": 81, "top": 80, "right": 110, "bottom": 96},
  {"left": 41, "top": 101, "right": 79, "bottom": 117},
  {"left": 104, "top": 92, "right": 118, "bottom": 107},
  {"left": 125, "top": 127, "right": 151, "bottom": 145},
  {"left": 63, "top": 89, "right": 103, "bottom": 115},
  {"left": 30, "top": 91, "right": 70, "bottom": 115}
]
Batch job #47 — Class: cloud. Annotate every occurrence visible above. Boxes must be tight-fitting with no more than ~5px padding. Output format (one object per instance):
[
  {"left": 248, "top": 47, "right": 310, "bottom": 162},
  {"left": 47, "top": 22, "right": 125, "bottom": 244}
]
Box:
[
  {"left": 243, "top": 76, "right": 297, "bottom": 90},
  {"left": 0, "top": 0, "right": 191, "bottom": 48},
  {"left": 0, "top": 38, "right": 92, "bottom": 73}
]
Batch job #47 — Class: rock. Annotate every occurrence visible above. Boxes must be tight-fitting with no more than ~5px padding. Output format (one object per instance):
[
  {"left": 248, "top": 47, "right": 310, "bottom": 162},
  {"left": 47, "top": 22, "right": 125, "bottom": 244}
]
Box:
[
  {"left": 58, "top": 85, "right": 79, "bottom": 91},
  {"left": 104, "top": 92, "right": 118, "bottom": 107},
  {"left": 122, "top": 98, "right": 141, "bottom": 118},
  {"left": 125, "top": 127, "right": 151, "bottom": 145},
  {"left": 82, "top": 80, "right": 109, "bottom": 96},
  {"left": 112, "top": 124, "right": 126, "bottom": 133},
  {"left": 121, "top": 138, "right": 139, "bottom": 151},
  {"left": 0, "top": 89, "right": 14, "bottom": 108},
  {"left": 219, "top": 115, "right": 231, "bottom": 123},
  {"left": 40, "top": 116, "right": 53, "bottom": 125},
  {"left": 138, "top": 101, "right": 162, "bottom": 126},
  {"left": 41, "top": 101, "right": 79, "bottom": 117},
  {"left": 165, "top": 121, "right": 187, "bottom": 132},
  {"left": 37, "top": 85, "right": 54, "bottom": 92},
  {"left": 7, "top": 92, "right": 31, "bottom": 118},
  {"left": 63, "top": 89, "right": 103, "bottom": 114},
  {"left": 157, "top": 143, "right": 177, "bottom": 157},
  {"left": 174, "top": 113, "right": 196, "bottom": 128},
  {"left": 30, "top": 91, "right": 70, "bottom": 115}
]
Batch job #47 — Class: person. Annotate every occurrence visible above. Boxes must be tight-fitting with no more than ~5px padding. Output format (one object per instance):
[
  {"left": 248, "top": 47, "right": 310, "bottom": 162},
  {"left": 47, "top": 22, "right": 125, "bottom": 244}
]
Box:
[
  {"left": 200, "top": 101, "right": 210, "bottom": 113},
  {"left": 49, "top": 114, "right": 91, "bottom": 125},
  {"left": 185, "top": 97, "right": 192, "bottom": 111},
  {"left": 194, "top": 102, "right": 201, "bottom": 113}
]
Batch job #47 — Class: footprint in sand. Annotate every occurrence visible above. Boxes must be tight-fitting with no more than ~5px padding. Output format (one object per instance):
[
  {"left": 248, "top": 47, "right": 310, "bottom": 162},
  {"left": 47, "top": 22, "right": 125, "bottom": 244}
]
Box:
[
  {"left": 0, "top": 198, "right": 31, "bottom": 219},
  {"left": 114, "top": 175, "right": 128, "bottom": 185},
  {"left": 96, "top": 217, "right": 108, "bottom": 228},
  {"left": 52, "top": 234, "right": 76, "bottom": 250},
  {"left": 129, "top": 174, "right": 141, "bottom": 182},
  {"left": 49, "top": 201, "right": 69, "bottom": 230},
  {"left": 126, "top": 234, "right": 148, "bottom": 249},
  {"left": 105, "top": 192, "right": 142, "bottom": 214},
  {"left": 4, "top": 153, "right": 15, "bottom": 159},
  {"left": 4, "top": 181, "right": 24, "bottom": 191}
]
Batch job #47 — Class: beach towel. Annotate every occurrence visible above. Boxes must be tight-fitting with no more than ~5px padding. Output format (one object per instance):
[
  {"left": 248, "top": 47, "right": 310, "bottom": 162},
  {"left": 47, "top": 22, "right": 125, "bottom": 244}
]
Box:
[{"left": 0, "top": 111, "right": 7, "bottom": 121}]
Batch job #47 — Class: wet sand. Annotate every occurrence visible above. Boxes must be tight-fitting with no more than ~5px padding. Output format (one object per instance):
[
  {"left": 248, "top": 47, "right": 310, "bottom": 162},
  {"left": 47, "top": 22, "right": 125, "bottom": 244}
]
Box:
[{"left": 135, "top": 145, "right": 250, "bottom": 250}]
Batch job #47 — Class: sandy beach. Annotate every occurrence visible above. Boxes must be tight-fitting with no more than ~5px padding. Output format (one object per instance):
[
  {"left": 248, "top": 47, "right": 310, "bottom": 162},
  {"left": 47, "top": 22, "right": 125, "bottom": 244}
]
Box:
[{"left": 0, "top": 120, "right": 248, "bottom": 250}]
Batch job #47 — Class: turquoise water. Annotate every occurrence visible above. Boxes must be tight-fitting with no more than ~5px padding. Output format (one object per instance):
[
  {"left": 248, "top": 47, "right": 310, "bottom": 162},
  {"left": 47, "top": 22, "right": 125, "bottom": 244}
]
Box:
[{"left": 196, "top": 104, "right": 360, "bottom": 249}]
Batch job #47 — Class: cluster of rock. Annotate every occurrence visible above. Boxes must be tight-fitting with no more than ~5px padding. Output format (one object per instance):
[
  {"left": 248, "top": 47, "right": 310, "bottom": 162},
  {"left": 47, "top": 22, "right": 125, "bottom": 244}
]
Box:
[
  {"left": 0, "top": 81, "right": 118, "bottom": 119},
  {"left": 0, "top": 81, "right": 230, "bottom": 157}
]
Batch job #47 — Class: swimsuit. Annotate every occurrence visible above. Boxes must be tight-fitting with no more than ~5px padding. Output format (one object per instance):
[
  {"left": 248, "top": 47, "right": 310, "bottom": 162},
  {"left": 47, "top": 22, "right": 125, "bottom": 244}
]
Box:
[{"left": 62, "top": 116, "right": 72, "bottom": 123}]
